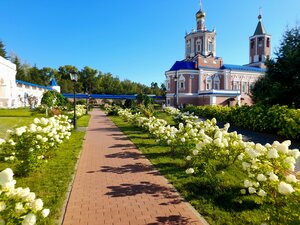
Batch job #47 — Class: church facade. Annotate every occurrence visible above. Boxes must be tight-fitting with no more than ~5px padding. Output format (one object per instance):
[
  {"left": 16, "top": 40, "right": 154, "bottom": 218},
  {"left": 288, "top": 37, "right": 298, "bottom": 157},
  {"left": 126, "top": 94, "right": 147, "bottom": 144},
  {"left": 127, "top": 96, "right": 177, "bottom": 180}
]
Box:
[{"left": 165, "top": 4, "right": 271, "bottom": 107}]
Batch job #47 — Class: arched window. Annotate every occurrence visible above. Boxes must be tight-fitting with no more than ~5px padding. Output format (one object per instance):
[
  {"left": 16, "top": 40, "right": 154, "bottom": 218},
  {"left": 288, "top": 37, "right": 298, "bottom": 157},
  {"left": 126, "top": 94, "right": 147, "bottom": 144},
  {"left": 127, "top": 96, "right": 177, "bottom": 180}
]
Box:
[
  {"left": 196, "top": 39, "right": 201, "bottom": 53},
  {"left": 206, "top": 76, "right": 212, "bottom": 90},
  {"left": 213, "top": 76, "right": 220, "bottom": 90},
  {"left": 267, "top": 38, "right": 270, "bottom": 47},
  {"left": 186, "top": 40, "right": 191, "bottom": 56},
  {"left": 178, "top": 75, "right": 185, "bottom": 90},
  {"left": 165, "top": 76, "right": 170, "bottom": 91}
]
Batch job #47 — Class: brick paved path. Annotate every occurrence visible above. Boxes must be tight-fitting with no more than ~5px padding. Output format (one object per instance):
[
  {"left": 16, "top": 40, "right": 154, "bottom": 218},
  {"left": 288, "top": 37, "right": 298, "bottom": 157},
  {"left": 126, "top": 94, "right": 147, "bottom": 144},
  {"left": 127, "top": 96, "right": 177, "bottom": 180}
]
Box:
[{"left": 62, "top": 109, "right": 208, "bottom": 225}]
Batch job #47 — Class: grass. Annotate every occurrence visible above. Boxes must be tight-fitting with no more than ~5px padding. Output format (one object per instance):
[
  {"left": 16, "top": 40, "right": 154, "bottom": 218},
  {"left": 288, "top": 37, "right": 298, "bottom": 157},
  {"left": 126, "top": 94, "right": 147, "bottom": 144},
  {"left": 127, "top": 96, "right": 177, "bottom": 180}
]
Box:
[
  {"left": 0, "top": 109, "right": 91, "bottom": 224},
  {"left": 6, "top": 130, "right": 85, "bottom": 225},
  {"left": 154, "top": 111, "right": 176, "bottom": 126},
  {"left": 109, "top": 116, "right": 265, "bottom": 225},
  {"left": 77, "top": 114, "right": 91, "bottom": 127},
  {"left": 0, "top": 117, "right": 36, "bottom": 138},
  {"left": 0, "top": 108, "right": 33, "bottom": 117}
]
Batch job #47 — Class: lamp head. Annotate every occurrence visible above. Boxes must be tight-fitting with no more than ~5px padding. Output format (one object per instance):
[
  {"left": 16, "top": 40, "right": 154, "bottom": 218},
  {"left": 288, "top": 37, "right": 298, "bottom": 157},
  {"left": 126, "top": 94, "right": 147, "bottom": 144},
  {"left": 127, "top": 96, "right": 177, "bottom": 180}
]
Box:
[{"left": 70, "top": 70, "right": 78, "bottom": 82}]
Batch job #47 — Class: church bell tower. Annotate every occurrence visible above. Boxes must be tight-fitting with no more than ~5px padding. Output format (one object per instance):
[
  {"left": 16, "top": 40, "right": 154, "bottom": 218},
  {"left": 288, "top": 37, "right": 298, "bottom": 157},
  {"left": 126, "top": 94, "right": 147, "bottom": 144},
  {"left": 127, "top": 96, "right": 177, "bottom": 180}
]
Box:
[{"left": 248, "top": 9, "right": 271, "bottom": 68}]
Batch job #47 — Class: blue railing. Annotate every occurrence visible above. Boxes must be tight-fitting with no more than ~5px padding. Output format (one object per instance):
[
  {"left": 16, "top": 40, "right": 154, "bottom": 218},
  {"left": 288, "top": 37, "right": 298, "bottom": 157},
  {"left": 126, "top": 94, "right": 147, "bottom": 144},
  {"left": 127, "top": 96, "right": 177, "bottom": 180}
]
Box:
[{"left": 62, "top": 93, "right": 164, "bottom": 100}]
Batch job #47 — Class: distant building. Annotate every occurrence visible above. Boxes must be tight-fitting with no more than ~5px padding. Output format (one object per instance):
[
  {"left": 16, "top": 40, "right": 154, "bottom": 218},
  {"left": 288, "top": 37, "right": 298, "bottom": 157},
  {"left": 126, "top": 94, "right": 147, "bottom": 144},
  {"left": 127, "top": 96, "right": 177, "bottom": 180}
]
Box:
[
  {"left": 165, "top": 3, "right": 271, "bottom": 107},
  {"left": 0, "top": 56, "right": 59, "bottom": 108}
]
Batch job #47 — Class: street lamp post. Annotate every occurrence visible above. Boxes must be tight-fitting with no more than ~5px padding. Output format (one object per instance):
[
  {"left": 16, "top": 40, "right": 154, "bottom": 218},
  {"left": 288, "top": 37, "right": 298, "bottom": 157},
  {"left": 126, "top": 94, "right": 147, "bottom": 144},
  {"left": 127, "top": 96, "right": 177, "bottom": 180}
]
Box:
[
  {"left": 70, "top": 70, "right": 78, "bottom": 129},
  {"left": 85, "top": 90, "right": 89, "bottom": 115}
]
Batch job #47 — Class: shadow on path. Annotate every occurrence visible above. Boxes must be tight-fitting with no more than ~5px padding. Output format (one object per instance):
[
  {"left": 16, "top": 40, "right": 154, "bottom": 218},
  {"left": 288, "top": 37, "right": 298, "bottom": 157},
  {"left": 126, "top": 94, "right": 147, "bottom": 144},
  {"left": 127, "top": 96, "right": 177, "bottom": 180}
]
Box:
[
  {"left": 100, "top": 163, "right": 154, "bottom": 174},
  {"left": 105, "top": 181, "right": 179, "bottom": 201},
  {"left": 147, "top": 215, "right": 193, "bottom": 225},
  {"left": 105, "top": 150, "right": 144, "bottom": 160}
]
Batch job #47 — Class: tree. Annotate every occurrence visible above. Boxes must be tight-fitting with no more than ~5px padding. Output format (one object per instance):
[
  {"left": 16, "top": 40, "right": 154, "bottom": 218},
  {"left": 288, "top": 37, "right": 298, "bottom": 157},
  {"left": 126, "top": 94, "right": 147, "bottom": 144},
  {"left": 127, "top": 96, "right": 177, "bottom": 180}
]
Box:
[
  {"left": 0, "top": 40, "right": 7, "bottom": 59},
  {"left": 12, "top": 56, "right": 26, "bottom": 81},
  {"left": 79, "top": 66, "right": 97, "bottom": 93},
  {"left": 57, "top": 65, "right": 79, "bottom": 93},
  {"left": 251, "top": 26, "right": 300, "bottom": 107}
]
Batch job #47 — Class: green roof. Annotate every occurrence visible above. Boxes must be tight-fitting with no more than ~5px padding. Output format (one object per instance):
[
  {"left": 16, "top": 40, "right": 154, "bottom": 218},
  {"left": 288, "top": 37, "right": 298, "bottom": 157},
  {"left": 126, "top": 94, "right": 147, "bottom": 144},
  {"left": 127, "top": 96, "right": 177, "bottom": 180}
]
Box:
[{"left": 254, "top": 21, "right": 266, "bottom": 35}]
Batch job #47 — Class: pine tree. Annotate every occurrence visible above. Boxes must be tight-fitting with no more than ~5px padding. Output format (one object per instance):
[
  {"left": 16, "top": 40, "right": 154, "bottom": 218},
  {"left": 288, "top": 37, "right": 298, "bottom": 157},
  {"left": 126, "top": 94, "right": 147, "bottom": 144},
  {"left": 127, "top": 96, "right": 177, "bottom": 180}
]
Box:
[{"left": 0, "top": 40, "right": 7, "bottom": 59}]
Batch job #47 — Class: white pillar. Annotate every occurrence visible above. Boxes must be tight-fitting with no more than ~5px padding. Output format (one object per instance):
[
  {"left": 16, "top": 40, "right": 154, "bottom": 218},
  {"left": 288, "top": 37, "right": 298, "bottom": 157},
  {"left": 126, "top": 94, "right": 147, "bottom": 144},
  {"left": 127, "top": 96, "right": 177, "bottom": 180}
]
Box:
[
  {"left": 237, "top": 95, "right": 241, "bottom": 106},
  {"left": 210, "top": 96, "right": 216, "bottom": 105},
  {"left": 198, "top": 69, "right": 203, "bottom": 92}
]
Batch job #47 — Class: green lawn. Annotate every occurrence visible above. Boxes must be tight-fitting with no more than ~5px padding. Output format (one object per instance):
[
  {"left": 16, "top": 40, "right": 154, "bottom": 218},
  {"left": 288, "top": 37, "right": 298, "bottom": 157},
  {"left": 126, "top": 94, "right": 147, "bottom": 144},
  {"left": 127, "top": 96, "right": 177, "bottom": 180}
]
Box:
[
  {"left": 0, "top": 108, "right": 33, "bottom": 117},
  {"left": 0, "top": 117, "right": 35, "bottom": 138},
  {"left": 110, "top": 115, "right": 265, "bottom": 225},
  {"left": 154, "top": 111, "right": 176, "bottom": 126},
  {"left": 77, "top": 114, "right": 91, "bottom": 127}
]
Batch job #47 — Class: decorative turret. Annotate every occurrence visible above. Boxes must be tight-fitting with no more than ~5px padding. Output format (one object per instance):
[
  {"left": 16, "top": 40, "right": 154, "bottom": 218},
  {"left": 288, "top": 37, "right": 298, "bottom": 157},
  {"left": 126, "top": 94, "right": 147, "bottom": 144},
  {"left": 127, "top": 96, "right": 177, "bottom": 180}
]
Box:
[
  {"left": 49, "top": 77, "right": 61, "bottom": 93},
  {"left": 248, "top": 8, "right": 271, "bottom": 68},
  {"left": 196, "top": 0, "right": 206, "bottom": 31}
]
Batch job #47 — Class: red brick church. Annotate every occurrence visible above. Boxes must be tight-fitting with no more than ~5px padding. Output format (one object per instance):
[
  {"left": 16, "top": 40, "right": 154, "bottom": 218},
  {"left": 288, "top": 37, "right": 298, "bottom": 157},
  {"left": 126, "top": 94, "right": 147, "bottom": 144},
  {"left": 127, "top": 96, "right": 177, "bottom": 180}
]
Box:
[{"left": 165, "top": 2, "right": 271, "bottom": 107}]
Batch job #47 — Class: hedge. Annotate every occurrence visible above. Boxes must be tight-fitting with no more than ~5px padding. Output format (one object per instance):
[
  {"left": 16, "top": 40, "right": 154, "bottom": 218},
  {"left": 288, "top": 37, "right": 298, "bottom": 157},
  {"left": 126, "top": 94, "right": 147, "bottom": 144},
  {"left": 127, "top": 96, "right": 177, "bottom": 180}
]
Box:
[{"left": 184, "top": 104, "right": 300, "bottom": 140}]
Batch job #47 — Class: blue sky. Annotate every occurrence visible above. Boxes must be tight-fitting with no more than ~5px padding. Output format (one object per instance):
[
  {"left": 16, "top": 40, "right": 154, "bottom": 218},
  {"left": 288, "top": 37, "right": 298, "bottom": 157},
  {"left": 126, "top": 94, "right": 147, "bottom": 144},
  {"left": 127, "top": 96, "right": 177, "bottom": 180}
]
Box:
[{"left": 1, "top": 0, "right": 299, "bottom": 86}]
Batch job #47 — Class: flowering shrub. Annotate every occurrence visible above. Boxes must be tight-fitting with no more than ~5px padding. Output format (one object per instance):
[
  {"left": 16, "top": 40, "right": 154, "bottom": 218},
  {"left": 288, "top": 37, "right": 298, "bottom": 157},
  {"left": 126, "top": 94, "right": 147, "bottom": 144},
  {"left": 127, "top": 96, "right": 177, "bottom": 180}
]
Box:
[
  {"left": 163, "top": 106, "right": 180, "bottom": 116},
  {"left": 173, "top": 111, "right": 198, "bottom": 125},
  {"left": 67, "top": 105, "right": 86, "bottom": 118},
  {"left": 0, "top": 115, "right": 72, "bottom": 176},
  {"left": 115, "top": 107, "right": 300, "bottom": 223},
  {"left": 239, "top": 140, "right": 300, "bottom": 224},
  {"left": 75, "top": 105, "right": 86, "bottom": 117},
  {"left": 0, "top": 168, "right": 50, "bottom": 224}
]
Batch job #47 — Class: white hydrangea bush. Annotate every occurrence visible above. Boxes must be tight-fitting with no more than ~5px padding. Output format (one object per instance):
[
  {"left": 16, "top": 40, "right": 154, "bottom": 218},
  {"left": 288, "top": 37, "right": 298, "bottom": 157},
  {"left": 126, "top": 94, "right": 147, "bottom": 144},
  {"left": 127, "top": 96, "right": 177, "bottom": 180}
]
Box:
[
  {"left": 163, "top": 106, "right": 180, "bottom": 116},
  {"left": 239, "top": 140, "right": 300, "bottom": 223},
  {"left": 0, "top": 168, "right": 50, "bottom": 225},
  {"left": 116, "top": 107, "right": 300, "bottom": 223},
  {"left": 0, "top": 115, "right": 72, "bottom": 175}
]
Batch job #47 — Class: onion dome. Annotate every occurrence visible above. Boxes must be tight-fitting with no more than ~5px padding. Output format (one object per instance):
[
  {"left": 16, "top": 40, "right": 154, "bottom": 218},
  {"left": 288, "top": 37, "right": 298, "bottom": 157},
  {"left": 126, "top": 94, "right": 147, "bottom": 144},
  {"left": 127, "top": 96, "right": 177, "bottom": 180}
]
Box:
[{"left": 196, "top": 9, "right": 206, "bottom": 19}]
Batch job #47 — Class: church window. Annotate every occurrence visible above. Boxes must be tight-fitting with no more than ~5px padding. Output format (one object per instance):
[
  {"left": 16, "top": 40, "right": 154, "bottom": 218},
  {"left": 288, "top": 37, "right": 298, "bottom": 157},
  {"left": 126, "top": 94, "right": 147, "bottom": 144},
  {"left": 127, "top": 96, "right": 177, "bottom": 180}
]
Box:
[
  {"left": 179, "top": 81, "right": 185, "bottom": 90},
  {"left": 208, "top": 42, "right": 213, "bottom": 52},
  {"left": 206, "top": 77, "right": 212, "bottom": 90},
  {"left": 267, "top": 38, "right": 270, "bottom": 47},
  {"left": 233, "top": 81, "right": 240, "bottom": 90},
  {"left": 213, "top": 76, "right": 220, "bottom": 90},
  {"left": 186, "top": 40, "right": 191, "bottom": 56},
  {"left": 196, "top": 39, "right": 201, "bottom": 53},
  {"left": 167, "top": 99, "right": 170, "bottom": 106},
  {"left": 251, "top": 40, "right": 255, "bottom": 49},
  {"left": 242, "top": 82, "right": 248, "bottom": 93},
  {"left": 258, "top": 37, "right": 263, "bottom": 47}
]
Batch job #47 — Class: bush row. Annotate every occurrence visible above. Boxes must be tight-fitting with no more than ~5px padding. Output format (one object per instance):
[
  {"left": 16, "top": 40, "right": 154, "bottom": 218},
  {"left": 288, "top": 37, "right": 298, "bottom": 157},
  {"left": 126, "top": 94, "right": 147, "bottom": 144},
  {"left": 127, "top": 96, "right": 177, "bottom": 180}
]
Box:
[{"left": 184, "top": 104, "right": 300, "bottom": 140}]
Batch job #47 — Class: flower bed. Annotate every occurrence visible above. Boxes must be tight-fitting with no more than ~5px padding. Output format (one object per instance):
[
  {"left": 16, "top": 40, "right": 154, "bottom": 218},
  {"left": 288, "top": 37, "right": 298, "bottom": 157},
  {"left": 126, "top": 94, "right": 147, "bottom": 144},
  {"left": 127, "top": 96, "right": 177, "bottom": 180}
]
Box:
[
  {"left": 114, "top": 107, "right": 300, "bottom": 224},
  {"left": 0, "top": 115, "right": 72, "bottom": 176}
]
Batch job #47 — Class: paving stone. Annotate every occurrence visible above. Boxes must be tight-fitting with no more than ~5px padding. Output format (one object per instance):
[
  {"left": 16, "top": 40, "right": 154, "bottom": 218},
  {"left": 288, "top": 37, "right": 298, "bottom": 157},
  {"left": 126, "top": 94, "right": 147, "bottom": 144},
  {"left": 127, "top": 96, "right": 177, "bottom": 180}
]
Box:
[{"left": 62, "top": 109, "right": 208, "bottom": 225}]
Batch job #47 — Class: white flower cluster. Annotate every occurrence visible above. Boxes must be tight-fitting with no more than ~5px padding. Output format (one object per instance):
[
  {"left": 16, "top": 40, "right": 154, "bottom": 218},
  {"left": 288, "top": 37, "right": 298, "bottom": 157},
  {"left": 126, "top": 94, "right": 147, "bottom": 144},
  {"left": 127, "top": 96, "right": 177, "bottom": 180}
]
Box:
[
  {"left": 163, "top": 106, "right": 180, "bottom": 116},
  {"left": 75, "top": 105, "right": 87, "bottom": 117},
  {"left": 239, "top": 140, "right": 300, "bottom": 197},
  {"left": 0, "top": 115, "right": 72, "bottom": 174},
  {"left": 118, "top": 108, "right": 136, "bottom": 122},
  {"left": 173, "top": 111, "right": 199, "bottom": 124},
  {"left": 0, "top": 168, "right": 50, "bottom": 224},
  {"left": 67, "top": 105, "right": 86, "bottom": 118}
]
